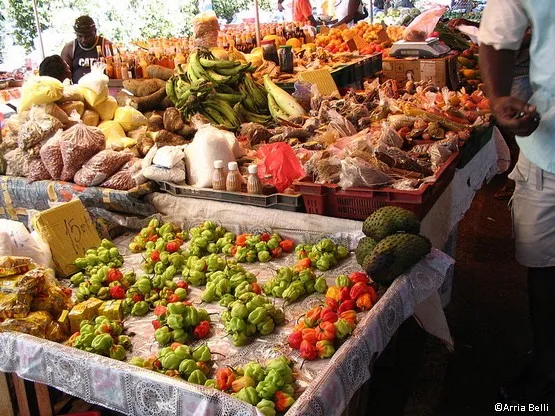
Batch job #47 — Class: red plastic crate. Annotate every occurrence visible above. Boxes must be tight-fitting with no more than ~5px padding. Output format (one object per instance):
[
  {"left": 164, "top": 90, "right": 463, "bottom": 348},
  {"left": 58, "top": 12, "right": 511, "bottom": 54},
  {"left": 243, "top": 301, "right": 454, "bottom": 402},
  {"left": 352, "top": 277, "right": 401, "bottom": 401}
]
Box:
[{"left": 293, "top": 151, "right": 459, "bottom": 220}]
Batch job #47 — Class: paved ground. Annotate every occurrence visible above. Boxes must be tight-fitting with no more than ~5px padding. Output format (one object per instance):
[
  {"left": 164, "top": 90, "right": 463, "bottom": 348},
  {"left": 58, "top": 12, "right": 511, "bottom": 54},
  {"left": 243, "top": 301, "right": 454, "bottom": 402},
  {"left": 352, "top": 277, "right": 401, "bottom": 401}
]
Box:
[{"left": 366, "top": 175, "right": 531, "bottom": 416}]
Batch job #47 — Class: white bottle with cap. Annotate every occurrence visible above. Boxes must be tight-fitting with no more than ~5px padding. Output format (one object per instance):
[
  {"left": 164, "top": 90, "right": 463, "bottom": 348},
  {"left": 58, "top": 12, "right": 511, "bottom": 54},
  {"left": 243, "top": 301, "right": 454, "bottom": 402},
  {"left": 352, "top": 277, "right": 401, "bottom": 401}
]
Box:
[
  {"left": 225, "top": 161, "right": 242, "bottom": 192},
  {"left": 212, "top": 160, "right": 226, "bottom": 190},
  {"left": 246, "top": 164, "right": 262, "bottom": 194}
]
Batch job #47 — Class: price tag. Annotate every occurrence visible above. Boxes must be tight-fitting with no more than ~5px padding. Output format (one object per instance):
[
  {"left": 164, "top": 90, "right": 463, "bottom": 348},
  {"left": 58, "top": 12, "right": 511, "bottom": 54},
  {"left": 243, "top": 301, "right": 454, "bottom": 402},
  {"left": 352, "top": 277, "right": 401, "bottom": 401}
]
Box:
[{"left": 33, "top": 200, "right": 101, "bottom": 277}]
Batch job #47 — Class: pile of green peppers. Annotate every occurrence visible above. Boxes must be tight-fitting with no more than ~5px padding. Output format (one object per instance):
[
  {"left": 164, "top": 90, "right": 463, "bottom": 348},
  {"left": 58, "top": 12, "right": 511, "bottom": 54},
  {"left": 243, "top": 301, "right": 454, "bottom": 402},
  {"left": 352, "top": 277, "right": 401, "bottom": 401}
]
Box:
[
  {"left": 221, "top": 292, "right": 285, "bottom": 346},
  {"left": 188, "top": 220, "right": 234, "bottom": 258},
  {"left": 295, "top": 238, "right": 350, "bottom": 271},
  {"left": 263, "top": 267, "right": 328, "bottom": 303},
  {"left": 129, "top": 344, "right": 215, "bottom": 385},
  {"left": 153, "top": 303, "right": 211, "bottom": 346},
  {"left": 200, "top": 260, "right": 257, "bottom": 304},
  {"left": 69, "top": 316, "right": 131, "bottom": 360},
  {"left": 129, "top": 218, "right": 184, "bottom": 253}
]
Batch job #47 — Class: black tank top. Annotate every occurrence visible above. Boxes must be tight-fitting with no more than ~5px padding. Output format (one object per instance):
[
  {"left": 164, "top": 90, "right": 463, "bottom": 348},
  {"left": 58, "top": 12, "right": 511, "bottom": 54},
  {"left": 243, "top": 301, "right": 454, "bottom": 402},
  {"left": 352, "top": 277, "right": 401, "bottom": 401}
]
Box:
[{"left": 71, "top": 37, "right": 106, "bottom": 84}]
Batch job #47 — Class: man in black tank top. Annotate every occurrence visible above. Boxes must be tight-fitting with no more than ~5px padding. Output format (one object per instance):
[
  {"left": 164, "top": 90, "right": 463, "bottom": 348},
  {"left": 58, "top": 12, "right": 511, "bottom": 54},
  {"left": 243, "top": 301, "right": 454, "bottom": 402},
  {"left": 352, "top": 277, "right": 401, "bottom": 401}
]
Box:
[{"left": 61, "top": 15, "right": 112, "bottom": 84}]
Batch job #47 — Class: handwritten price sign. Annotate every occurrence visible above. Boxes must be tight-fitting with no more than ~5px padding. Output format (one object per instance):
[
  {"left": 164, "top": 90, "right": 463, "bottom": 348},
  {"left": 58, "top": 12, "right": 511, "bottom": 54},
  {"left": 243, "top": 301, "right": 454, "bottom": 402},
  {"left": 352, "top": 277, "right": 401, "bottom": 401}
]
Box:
[{"left": 34, "top": 200, "right": 101, "bottom": 276}]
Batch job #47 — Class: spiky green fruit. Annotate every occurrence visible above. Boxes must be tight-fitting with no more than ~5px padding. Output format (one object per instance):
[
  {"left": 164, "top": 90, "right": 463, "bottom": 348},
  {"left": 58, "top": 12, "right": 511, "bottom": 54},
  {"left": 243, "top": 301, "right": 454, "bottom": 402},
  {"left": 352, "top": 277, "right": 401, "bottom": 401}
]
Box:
[
  {"left": 363, "top": 233, "right": 431, "bottom": 286},
  {"left": 355, "top": 237, "right": 377, "bottom": 266},
  {"left": 362, "top": 207, "right": 421, "bottom": 241}
]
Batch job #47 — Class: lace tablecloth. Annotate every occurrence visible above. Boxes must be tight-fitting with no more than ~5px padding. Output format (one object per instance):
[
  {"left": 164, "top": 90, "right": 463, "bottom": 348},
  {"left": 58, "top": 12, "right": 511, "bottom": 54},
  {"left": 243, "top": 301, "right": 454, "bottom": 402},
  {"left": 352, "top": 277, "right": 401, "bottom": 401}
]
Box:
[{"left": 0, "top": 239, "right": 453, "bottom": 416}]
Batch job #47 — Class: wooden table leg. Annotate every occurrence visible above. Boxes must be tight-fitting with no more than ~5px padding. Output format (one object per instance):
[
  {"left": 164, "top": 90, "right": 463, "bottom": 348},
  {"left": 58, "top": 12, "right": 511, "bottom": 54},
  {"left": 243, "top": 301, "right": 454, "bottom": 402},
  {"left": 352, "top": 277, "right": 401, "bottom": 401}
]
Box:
[
  {"left": 11, "top": 374, "right": 30, "bottom": 416},
  {"left": 0, "top": 373, "right": 15, "bottom": 416},
  {"left": 35, "top": 382, "right": 53, "bottom": 416}
]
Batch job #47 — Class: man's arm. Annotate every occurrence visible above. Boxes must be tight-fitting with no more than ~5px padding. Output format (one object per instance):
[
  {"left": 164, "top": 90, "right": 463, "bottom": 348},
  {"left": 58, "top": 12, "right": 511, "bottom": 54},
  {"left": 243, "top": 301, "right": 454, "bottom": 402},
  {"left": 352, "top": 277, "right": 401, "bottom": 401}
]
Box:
[
  {"left": 331, "top": 0, "right": 359, "bottom": 27},
  {"left": 479, "top": 0, "right": 538, "bottom": 136},
  {"left": 61, "top": 43, "right": 72, "bottom": 69}
]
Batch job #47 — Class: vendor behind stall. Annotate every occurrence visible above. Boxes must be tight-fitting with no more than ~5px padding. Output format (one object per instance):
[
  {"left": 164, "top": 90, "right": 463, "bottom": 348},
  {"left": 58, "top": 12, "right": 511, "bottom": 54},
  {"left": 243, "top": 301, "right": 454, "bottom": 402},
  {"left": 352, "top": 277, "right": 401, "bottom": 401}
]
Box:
[
  {"left": 293, "top": 0, "right": 318, "bottom": 25},
  {"left": 331, "top": 0, "right": 367, "bottom": 27},
  {"left": 61, "top": 15, "right": 112, "bottom": 84}
]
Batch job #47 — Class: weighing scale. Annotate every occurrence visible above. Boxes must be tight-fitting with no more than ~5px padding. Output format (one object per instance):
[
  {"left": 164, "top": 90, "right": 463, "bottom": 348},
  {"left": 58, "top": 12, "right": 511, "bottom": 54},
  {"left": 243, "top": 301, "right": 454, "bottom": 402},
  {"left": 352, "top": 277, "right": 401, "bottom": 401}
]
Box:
[{"left": 389, "top": 38, "right": 451, "bottom": 59}]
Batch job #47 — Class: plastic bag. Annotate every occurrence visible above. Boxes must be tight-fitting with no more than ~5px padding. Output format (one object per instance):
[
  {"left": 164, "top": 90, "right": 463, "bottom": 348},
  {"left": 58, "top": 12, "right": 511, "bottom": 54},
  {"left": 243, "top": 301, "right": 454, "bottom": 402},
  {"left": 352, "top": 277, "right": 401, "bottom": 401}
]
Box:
[
  {"left": 19, "top": 76, "right": 64, "bottom": 112},
  {"left": 73, "top": 150, "right": 133, "bottom": 187},
  {"left": 80, "top": 87, "right": 108, "bottom": 108},
  {"left": 152, "top": 145, "right": 186, "bottom": 169},
  {"left": 193, "top": 11, "right": 220, "bottom": 48},
  {"left": 404, "top": 5, "right": 446, "bottom": 42},
  {"left": 338, "top": 157, "right": 393, "bottom": 189},
  {"left": 100, "top": 162, "right": 139, "bottom": 190},
  {"left": 185, "top": 126, "right": 235, "bottom": 188},
  {"left": 376, "top": 123, "right": 404, "bottom": 148},
  {"left": 59, "top": 84, "right": 84, "bottom": 102},
  {"left": 27, "top": 158, "right": 52, "bottom": 182},
  {"left": 59, "top": 122, "right": 106, "bottom": 182},
  {"left": 98, "top": 120, "right": 128, "bottom": 149},
  {"left": 0, "top": 310, "right": 52, "bottom": 335},
  {"left": 143, "top": 161, "right": 186, "bottom": 183},
  {"left": 39, "top": 130, "right": 64, "bottom": 180},
  {"left": 0, "top": 292, "right": 33, "bottom": 319},
  {"left": 0, "top": 220, "right": 52, "bottom": 267},
  {"left": 82, "top": 109, "right": 100, "bottom": 127},
  {"left": 17, "top": 106, "right": 63, "bottom": 150},
  {"left": 94, "top": 95, "right": 118, "bottom": 121},
  {"left": 142, "top": 144, "right": 158, "bottom": 170},
  {"left": 4, "top": 148, "right": 31, "bottom": 177},
  {"left": 78, "top": 62, "right": 109, "bottom": 95},
  {"left": 257, "top": 142, "right": 305, "bottom": 192},
  {"left": 114, "top": 106, "right": 148, "bottom": 132}
]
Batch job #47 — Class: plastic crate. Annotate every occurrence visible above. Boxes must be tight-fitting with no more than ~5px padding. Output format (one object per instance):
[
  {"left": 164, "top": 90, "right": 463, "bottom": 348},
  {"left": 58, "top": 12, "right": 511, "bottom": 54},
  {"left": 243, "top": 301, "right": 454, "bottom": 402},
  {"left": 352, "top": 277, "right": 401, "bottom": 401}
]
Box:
[
  {"left": 159, "top": 182, "right": 305, "bottom": 212},
  {"left": 293, "top": 151, "right": 460, "bottom": 220}
]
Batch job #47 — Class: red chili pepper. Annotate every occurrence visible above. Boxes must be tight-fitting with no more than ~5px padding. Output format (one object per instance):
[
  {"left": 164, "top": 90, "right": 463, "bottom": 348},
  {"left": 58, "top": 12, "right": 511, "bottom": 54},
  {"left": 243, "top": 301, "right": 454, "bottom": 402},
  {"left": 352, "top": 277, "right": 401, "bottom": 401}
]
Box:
[
  {"left": 231, "top": 246, "right": 238, "bottom": 256},
  {"left": 340, "top": 310, "right": 357, "bottom": 326},
  {"left": 260, "top": 233, "right": 271, "bottom": 242},
  {"left": 299, "top": 340, "right": 318, "bottom": 360},
  {"left": 350, "top": 282, "right": 370, "bottom": 300},
  {"left": 235, "top": 234, "right": 249, "bottom": 247},
  {"left": 152, "top": 319, "right": 161, "bottom": 330},
  {"left": 316, "top": 321, "right": 336, "bottom": 341},
  {"left": 288, "top": 331, "right": 303, "bottom": 349},
  {"left": 320, "top": 307, "right": 338, "bottom": 323},
  {"left": 150, "top": 250, "right": 160, "bottom": 262},
  {"left": 325, "top": 297, "right": 339, "bottom": 311},
  {"left": 153, "top": 305, "right": 167, "bottom": 316},
  {"left": 216, "top": 367, "right": 235, "bottom": 391},
  {"left": 356, "top": 292, "right": 373, "bottom": 311},
  {"left": 279, "top": 239, "right": 294, "bottom": 253},
  {"left": 109, "top": 285, "right": 125, "bottom": 299},
  {"left": 251, "top": 282, "right": 262, "bottom": 295},
  {"left": 193, "top": 320, "right": 210, "bottom": 339},
  {"left": 338, "top": 299, "right": 356, "bottom": 314},
  {"left": 349, "top": 272, "right": 369, "bottom": 285},
  {"left": 147, "top": 235, "right": 159, "bottom": 242},
  {"left": 294, "top": 257, "right": 312, "bottom": 272},
  {"left": 301, "top": 328, "right": 319, "bottom": 344},
  {"left": 167, "top": 294, "right": 180, "bottom": 303},
  {"left": 271, "top": 247, "right": 283, "bottom": 258},
  {"left": 106, "top": 268, "right": 123, "bottom": 283},
  {"left": 339, "top": 286, "right": 351, "bottom": 302},
  {"left": 132, "top": 293, "right": 144, "bottom": 303},
  {"left": 304, "top": 306, "right": 322, "bottom": 328},
  {"left": 176, "top": 280, "right": 188, "bottom": 290},
  {"left": 165, "top": 241, "right": 180, "bottom": 253}
]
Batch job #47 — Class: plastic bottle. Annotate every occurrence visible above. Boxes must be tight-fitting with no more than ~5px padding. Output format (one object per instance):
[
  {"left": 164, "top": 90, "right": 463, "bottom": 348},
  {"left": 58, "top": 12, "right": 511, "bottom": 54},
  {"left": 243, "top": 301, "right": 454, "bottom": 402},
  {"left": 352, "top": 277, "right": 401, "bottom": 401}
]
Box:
[
  {"left": 212, "top": 160, "right": 226, "bottom": 190},
  {"left": 226, "top": 161, "right": 242, "bottom": 192},
  {"left": 246, "top": 165, "right": 262, "bottom": 194}
]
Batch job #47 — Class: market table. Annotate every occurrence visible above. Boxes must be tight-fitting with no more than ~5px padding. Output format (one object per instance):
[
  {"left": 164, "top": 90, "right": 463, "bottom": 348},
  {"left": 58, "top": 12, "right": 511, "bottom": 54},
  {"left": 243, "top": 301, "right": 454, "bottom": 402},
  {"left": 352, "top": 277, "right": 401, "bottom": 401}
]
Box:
[{"left": 0, "top": 246, "right": 453, "bottom": 416}]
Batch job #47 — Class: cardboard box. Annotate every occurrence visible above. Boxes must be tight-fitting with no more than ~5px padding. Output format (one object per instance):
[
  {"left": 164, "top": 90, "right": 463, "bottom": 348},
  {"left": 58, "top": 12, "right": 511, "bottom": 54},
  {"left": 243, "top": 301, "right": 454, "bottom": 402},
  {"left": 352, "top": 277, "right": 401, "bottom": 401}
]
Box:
[
  {"left": 68, "top": 297, "right": 103, "bottom": 333},
  {"left": 98, "top": 300, "right": 123, "bottom": 321},
  {"left": 382, "top": 53, "right": 459, "bottom": 89},
  {"left": 298, "top": 69, "right": 340, "bottom": 96},
  {"left": 33, "top": 200, "right": 101, "bottom": 277}
]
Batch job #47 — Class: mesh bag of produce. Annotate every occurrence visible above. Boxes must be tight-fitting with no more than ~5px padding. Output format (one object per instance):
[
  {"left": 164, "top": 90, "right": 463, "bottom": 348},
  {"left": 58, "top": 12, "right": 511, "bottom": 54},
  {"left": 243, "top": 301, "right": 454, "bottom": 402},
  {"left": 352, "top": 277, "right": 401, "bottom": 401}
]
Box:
[
  {"left": 59, "top": 122, "right": 106, "bottom": 182},
  {"left": 39, "top": 130, "right": 64, "bottom": 180},
  {"left": 17, "top": 106, "right": 63, "bottom": 150},
  {"left": 193, "top": 11, "right": 220, "bottom": 48},
  {"left": 27, "top": 158, "right": 52, "bottom": 182},
  {"left": 73, "top": 149, "right": 133, "bottom": 187},
  {"left": 4, "top": 148, "right": 32, "bottom": 177}
]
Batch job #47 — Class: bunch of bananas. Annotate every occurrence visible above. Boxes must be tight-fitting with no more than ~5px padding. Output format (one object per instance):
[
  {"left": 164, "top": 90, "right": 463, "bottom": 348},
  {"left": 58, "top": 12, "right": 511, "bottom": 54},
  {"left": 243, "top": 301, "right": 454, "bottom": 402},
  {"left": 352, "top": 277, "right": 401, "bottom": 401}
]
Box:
[{"left": 166, "top": 49, "right": 272, "bottom": 129}]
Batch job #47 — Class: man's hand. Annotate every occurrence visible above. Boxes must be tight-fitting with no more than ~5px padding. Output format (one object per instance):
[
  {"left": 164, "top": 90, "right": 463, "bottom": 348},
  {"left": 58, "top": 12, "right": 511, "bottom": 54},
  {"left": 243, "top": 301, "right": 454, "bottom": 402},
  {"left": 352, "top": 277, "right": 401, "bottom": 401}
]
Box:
[
  {"left": 491, "top": 96, "right": 540, "bottom": 137},
  {"left": 448, "top": 18, "right": 478, "bottom": 29}
]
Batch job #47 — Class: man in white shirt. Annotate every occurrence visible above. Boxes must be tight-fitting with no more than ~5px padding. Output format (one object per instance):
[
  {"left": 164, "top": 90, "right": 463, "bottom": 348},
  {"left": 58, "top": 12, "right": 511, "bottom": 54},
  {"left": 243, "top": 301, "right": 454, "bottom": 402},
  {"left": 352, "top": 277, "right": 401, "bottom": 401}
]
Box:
[{"left": 479, "top": 0, "right": 555, "bottom": 405}]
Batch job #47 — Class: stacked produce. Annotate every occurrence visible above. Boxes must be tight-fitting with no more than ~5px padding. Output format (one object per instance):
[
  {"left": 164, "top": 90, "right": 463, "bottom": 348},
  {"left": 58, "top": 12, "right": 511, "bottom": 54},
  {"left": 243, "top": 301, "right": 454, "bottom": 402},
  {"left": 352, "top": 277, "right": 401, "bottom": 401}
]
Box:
[
  {"left": 227, "top": 232, "right": 294, "bottom": 263},
  {"left": 221, "top": 292, "right": 285, "bottom": 346},
  {"left": 123, "top": 275, "right": 189, "bottom": 316},
  {"left": 294, "top": 238, "right": 349, "bottom": 272},
  {"left": 200, "top": 262, "right": 259, "bottom": 304},
  {"left": 166, "top": 48, "right": 271, "bottom": 129},
  {"left": 152, "top": 302, "right": 212, "bottom": 345},
  {"left": 188, "top": 220, "right": 232, "bottom": 257},
  {"left": 70, "top": 239, "right": 136, "bottom": 302},
  {"left": 215, "top": 356, "right": 296, "bottom": 414},
  {"left": 130, "top": 344, "right": 215, "bottom": 385},
  {"left": 324, "top": 272, "right": 378, "bottom": 313},
  {"left": 67, "top": 316, "right": 131, "bottom": 360},
  {"left": 129, "top": 218, "right": 184, "bottom": 253},
  {"left": 457, "top": 44, "right": 483, "bottom": 93},
  {"left": 263, "top": 267, "right": 327, "bottom": 302},
  {"left": 356, "top": 206, "right": 431, "bottom": 286}
]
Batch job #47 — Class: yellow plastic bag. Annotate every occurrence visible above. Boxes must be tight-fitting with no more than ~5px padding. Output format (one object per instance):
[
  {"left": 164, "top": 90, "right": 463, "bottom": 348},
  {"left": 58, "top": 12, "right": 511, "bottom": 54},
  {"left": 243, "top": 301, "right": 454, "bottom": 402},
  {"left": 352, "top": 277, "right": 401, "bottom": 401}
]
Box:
[
  {"left": 19, "top": 76, "right": 64, "bottom": 112},
  {"left": 94, "top": 96, "right": 118, "bottom": 121},
  {"left": 114, "top": 105, "right": 148, "bottom": 132},
  {"left": 98, "top": 121, "right": 136, "bottom": 149},
  {"left": 81, "top": 86, "right": 108, "bottom": 108}
]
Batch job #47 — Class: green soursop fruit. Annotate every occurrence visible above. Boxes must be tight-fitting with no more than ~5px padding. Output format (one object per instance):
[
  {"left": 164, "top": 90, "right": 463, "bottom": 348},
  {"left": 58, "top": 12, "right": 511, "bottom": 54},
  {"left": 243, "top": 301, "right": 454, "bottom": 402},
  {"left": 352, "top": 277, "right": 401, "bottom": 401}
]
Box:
[
  {"left": 362, "top": 206, "right": 421, "bottom": 241},
  {"left": 362, "top": 233, "right": 431, "bottom": 286},
  {"left": 355, "top": 237, "right": 377, "bottom": 266}
]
